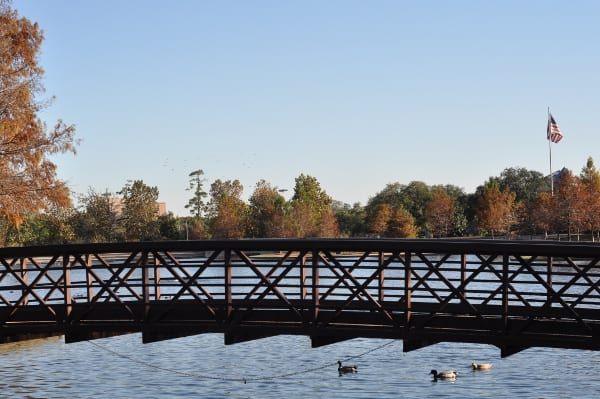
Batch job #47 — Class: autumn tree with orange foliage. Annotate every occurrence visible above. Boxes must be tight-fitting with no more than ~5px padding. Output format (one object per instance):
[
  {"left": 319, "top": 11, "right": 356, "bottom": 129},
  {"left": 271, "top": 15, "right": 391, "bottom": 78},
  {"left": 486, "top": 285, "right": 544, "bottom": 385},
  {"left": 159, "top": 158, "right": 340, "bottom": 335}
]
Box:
[
  {"left": 425, "top": 187, "right": 456, "bottom": 238},
  {"left": 530, "top": 191, "right": 554, "bottom": 238},
  {"left": 475, "top": 180, "right": 519, "bottom": 238},
  {"left": 387, "top": 206, "right": 418, "bottom": 238},
  {"left": 369, "top": 203, "right": 418, "bottom": 238},
  {"left": 0, "top": 1, "right": 76, "bottom": 228},
  {"left": 369, "top": 203, "right": 392, "bottom": 237},
  {"left": 207, "top": 179, "right": 248, "bottom": 238},
  {"left": 579, "top": 157, "right": 600, "bottom": 240},
  {"left": 552, "top": 170, "right": 589, "bottom": 240},
  {"left": 498, "top": 159, "right": 600, "bottom": 240}
]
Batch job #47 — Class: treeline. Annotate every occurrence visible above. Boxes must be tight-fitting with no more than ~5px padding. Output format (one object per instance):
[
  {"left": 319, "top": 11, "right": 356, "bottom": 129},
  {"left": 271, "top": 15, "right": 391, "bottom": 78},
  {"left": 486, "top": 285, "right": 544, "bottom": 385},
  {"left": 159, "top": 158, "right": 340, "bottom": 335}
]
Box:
[{"left": 3, "top": 159, "right": 600, "bottom": 246}]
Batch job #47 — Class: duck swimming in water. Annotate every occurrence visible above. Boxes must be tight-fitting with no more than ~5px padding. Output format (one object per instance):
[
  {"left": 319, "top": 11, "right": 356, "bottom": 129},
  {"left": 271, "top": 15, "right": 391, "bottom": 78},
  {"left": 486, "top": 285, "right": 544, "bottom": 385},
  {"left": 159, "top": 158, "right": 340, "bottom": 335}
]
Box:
[
  {"left": 430, "top": 369, "right": 457, "bottom": 380},
  {"left": 337, "top": 361, "right": 358, "bottom": 374},
  {"left": 471, "top": 362, "right": 492, "bottom": 370}
]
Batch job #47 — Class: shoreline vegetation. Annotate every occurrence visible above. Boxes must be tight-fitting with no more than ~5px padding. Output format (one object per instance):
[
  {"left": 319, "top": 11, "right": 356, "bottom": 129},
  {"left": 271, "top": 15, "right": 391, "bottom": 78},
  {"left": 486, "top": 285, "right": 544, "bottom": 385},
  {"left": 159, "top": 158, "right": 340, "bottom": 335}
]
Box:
[{"left": 5, "top": 164, "right": 600, "bottom": 247}]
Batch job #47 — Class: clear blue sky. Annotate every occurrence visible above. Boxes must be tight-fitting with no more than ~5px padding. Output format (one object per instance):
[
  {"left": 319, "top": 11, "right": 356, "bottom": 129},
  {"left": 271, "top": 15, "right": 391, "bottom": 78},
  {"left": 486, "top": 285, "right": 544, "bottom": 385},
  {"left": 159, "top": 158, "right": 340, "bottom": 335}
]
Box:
[{"left": 13, "top": 0, "right": 600, "bottom": 216}]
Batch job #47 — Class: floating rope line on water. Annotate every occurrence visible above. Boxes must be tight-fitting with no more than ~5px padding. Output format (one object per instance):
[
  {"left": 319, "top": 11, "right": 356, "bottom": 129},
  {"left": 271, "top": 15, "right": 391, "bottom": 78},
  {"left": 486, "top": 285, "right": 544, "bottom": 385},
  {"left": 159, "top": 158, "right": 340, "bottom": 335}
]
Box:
[{"left": 86, "top": 338, "right": 396, "bottom": 383}]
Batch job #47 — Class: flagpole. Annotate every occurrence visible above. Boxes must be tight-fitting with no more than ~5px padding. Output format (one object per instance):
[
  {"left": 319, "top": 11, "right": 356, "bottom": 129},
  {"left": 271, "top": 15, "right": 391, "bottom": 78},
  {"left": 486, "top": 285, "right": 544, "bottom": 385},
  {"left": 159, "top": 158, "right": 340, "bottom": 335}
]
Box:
[{"left": 548, "top": 107, "right": 553, "bottom": 196}]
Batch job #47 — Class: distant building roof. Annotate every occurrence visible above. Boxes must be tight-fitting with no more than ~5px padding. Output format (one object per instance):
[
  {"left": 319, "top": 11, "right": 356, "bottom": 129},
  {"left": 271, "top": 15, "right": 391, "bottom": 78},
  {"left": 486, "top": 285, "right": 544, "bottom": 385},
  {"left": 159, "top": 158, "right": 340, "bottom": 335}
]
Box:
[{"left": 109, "top": 198, "right": 167, "bottom": 216}]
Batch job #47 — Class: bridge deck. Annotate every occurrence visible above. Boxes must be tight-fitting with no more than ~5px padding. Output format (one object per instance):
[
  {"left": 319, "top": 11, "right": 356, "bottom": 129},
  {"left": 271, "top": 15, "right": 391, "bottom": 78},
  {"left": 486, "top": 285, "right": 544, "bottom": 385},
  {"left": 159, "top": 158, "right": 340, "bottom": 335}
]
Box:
[{"left": 1, "top": 239, "right": 599, "bottom": 357}]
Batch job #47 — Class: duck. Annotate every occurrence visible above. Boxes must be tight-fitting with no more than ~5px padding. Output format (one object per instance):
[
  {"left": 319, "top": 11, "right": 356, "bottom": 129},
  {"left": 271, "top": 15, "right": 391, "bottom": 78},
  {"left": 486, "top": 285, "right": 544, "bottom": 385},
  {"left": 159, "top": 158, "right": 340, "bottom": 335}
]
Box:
[
  {"left": 337, "top": 360, "right": 358, "bottom": 374},
  {"left": 430, "top": 369, "right": 457, "bottom": 380},
  {"left": 471, "top": 362, "right": 492, "bottom": 370}
]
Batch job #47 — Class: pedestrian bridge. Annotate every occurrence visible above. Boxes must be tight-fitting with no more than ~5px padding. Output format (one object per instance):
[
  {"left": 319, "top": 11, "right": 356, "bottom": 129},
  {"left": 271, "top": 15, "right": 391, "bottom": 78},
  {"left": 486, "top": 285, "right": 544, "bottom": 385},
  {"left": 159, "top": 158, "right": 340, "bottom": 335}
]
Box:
[{"left": 1, "top": 238, "right": 599, "bottom": 357}]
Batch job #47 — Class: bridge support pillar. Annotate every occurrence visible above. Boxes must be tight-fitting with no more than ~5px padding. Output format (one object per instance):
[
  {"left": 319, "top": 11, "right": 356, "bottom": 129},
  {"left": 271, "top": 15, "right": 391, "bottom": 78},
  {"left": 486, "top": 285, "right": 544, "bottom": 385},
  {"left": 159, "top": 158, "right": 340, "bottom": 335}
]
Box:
[
  {"left": 498, "top": 344, "right": 529, "bottom": 358},
  {"left": 311, "top": 335, "right": 353, "bottom": 348},
  {"left": 403, "top": 336, "right": 437, "bottom": 353},
  {"left": 224, "top": 331, "right": 278, "bottom": 345}
]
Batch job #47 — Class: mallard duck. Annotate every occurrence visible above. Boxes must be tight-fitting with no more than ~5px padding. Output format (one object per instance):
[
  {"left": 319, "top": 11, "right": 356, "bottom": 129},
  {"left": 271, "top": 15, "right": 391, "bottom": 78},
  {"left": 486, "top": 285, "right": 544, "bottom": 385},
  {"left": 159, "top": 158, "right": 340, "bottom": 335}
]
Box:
[
  {"left": 471, "top": 362, "right": 492, "bottom": 370},
  {"left": 337, "top": 360, "right": 358, "bottom": 374},
  {"left": 430, "top": 369, "right": 457, "bottom": 380}
]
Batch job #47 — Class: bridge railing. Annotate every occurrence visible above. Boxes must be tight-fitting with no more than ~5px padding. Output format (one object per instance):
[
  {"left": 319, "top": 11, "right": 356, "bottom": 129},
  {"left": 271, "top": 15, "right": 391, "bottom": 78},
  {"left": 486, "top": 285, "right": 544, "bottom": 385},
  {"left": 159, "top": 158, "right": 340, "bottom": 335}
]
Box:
[{"left": 0, "top": 239, "right": 599, "bottom": 353}]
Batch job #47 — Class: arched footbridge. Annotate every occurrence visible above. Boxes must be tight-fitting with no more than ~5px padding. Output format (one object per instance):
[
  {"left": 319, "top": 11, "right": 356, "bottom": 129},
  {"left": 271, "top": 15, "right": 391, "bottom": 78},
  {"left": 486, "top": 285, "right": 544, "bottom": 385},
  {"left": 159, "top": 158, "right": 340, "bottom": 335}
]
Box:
[{"left": 1, "top": 239, "right": 599, "bottom": 357}]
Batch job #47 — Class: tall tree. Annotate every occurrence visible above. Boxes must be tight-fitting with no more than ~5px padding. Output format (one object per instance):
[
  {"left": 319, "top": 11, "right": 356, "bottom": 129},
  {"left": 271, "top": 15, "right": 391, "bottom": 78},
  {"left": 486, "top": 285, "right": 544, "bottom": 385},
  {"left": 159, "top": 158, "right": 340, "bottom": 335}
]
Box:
[
  {"left": 8, "top": 204, "right": 75, "bottom": 246},
  {"left": 370, "top": 204, "right": 392, "bottom": 237},
  {"left": 475, "top": 180, "right": 518, "bottom": 238},
  {"left": 399, "top": 181, "right": 431, "bottom": 227},
  {"left": 499, "top": 167, "right": 549, "bottom": 205},
  {"left": 366, "top": 183, "right": 405, "bottom": 211},
  {"left": 158, "top": 212, "right": 183, "bottom": 240},
  {"left": 285, "top": 174, "right": 338, "bottom": 237},
  {"left": 247, "top": 180, "right": 286, "bottom": 238},
  {"left": 497, "top": 167, "right": 550, "bottom": 236},
  {"left": 185, "top": 169, "right": 207, "bottom": 219},
  {"left": 387, "top": 206, "right": 419, "bottom": 238},
  {"left": 437, "top": 184, "right": 469, "bottom": 236},
  {"left": 207, "top": 179, "right": 247, "bottom": 238},
  {"left": 368, "top": 203, "right": 417, "bottom": 238},
  {"left": 365, "top": 181, "right": 432, "bottom": 235},
  {"left": 319, "top": 209, "right": 340, "bottom": 237},
  {"left": 425, "top": 187, "right": 456, "bottom": 237},
  {"left": 553, "top": 169, "right": 587, "bottom": 239},
  {"left": 0, "top": 2, "right": 77, "bottom": 226},
  {"left": 118, "top": 180, "right": 160, "bottom": 240},
  {"left": 580, "top": 157, "right": 600, "bottom": 240},
  {"left": 333, "top": 201, "right": 367, "bottom": 237},
  {"left": 580, "top": 157, "right": 600, "bottom": 192},
  {"left": 75, "top": 189, "right": 120, "bottom": 242},
  {"left": 530, "top": 191, "right": 555, "bottom": 238}
]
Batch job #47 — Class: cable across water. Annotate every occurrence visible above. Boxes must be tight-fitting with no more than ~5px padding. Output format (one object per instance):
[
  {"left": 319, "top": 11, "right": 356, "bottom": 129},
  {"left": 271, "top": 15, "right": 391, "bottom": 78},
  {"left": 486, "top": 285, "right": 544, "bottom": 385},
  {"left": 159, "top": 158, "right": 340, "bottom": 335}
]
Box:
[{"left": 86, "top": 338, "right": 397, "bottom": 383}]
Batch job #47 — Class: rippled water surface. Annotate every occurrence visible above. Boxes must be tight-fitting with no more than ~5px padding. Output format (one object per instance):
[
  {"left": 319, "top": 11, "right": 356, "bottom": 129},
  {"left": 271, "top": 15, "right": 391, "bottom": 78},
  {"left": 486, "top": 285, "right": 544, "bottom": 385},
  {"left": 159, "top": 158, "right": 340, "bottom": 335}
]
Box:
[{"left": 0, "top": 334, "right": 599, "bottom": 398}]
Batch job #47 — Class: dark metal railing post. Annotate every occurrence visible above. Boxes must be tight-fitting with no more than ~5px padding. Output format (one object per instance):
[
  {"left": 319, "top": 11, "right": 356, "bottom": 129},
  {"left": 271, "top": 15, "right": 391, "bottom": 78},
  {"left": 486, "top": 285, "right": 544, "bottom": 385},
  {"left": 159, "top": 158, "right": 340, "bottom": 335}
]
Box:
[
  {"left": 378, "top": 251, "right": 385, "bottom": 303},
  {"left": 142, "top": 251, "right": 150, "bottom": 319},
  {"left": 461, "top": 253, "right": 467, "bottom": 299},
  {"left": 225, "top": 249, "right": 232, "bottom": 318},
  {"left": 502, "top": 253, "right": 509, "bottom": 331},
  {"left": 20, "top": 258, "right": 28, "bottom": 306},
  {"left": 300, "top": 253, "right": 307, "bottom": 300},
  {"left": 547, "top": 255, "right": 553, "bottom": 305},
  {"left": 85, "top": 254, "right": 94, "bottom": 301},
  {"left": 63, "top": 254, "right": 72, "bottom": 320},
  {"left": 312, "top": 250, "right": 319, "bottom": 325},
  {"left": 404, "top": 252, "right": 412, "bottom": 329},
  {"left": 153, "top": 254, "right": 161, "bottom": 300}
]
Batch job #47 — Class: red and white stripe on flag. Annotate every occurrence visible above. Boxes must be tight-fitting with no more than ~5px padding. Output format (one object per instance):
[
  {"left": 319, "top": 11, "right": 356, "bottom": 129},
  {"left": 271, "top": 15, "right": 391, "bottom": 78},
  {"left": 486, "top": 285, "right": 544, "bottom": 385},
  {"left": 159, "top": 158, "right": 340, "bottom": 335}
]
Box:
[{"left": 547, "top": 114, "right": 563, "bottom": 143}]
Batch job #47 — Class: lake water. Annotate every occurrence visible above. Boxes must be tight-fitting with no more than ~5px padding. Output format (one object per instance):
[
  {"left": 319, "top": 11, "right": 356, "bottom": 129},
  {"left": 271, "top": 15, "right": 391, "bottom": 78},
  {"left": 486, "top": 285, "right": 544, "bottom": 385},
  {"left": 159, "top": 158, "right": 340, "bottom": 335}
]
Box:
[
  {"left": 1, "top": 333, "right": 599, "bottom": 399},
  {"left": 2, "top": 251, "right": 599, "bottom": 398}
]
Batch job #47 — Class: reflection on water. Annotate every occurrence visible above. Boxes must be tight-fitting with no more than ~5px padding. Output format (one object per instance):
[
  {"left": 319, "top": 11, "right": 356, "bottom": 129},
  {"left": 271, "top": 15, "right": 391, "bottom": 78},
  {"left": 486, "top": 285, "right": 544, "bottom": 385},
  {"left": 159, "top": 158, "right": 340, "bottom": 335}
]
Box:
[
  {"left": 0, "top": 333, "right": 599, "bottom": 398},
  {"left": 0, "top": 335, "right": 62, "bottom": 353}
]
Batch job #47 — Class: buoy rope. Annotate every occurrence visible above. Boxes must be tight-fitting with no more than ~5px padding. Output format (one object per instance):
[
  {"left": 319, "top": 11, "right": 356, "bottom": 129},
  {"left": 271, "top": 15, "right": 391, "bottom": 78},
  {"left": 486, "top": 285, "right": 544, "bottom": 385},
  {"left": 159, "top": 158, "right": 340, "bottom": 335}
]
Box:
[{"left": 86, "top": 338, "right": 396, "bottom": 383}]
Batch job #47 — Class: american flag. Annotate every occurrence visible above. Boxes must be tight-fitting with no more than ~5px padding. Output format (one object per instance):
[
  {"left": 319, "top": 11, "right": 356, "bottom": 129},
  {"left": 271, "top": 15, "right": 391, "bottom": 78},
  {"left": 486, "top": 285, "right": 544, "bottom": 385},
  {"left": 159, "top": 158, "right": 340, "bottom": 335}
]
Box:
[{"left": 547, "top": 114, "right": 563, "bottom": 143}]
